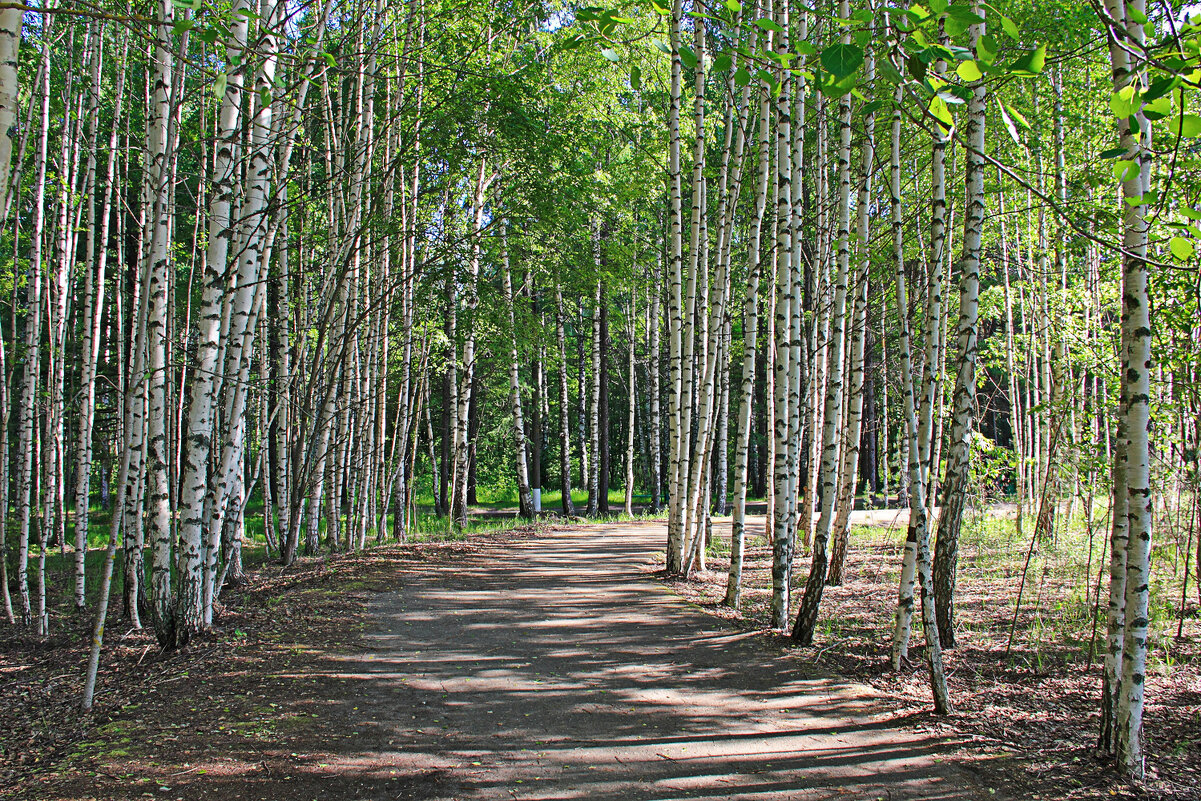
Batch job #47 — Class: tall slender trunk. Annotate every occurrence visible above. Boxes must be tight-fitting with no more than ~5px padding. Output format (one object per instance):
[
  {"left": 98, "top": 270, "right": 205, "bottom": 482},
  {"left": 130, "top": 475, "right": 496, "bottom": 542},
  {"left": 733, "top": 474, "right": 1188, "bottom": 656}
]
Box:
[
  {"left": 587, "top": 276, "right": 602, "bottom": 516},
  {"left": 725, "top": 72, "right": 772, "bottom": 608},
  {"left": 146, "top": 0, "right": 183, "bottom": 647},
  {"left": 648, "top": 257, "right": 662, "bottom": 513},
  {"left": 175, "top": 0, "right": 249, "bottom": 629},
  {"left": 452, "top": 158, "right": 488, "bottom": 527},
  {"left": 933, "top": 7, "right": 987, "bottom": 646},
  {"left": 502, "top": 226, "right": 533, "bottom": 518},
  {"left": 793, "top": 0, "right": 854, "bottom": 643},
  {"left": 892, "top": 31, "right": 949, "bottom": 656},
  {"left": 17, "top": 18, "right": 52, "bottom": 630},
  {"left": 768, "top": 0, "right": 794, "bottom": 630},
  {"left": 74, "top": 24, "right": 126, "bottom": 610},
  {"left": 827, "top": 47, "right": 877, "bottom": 586},
  {"left": 624, "top": 299, "right": 636, "bottom": 516},
  {"left": 1099, "top": 0, "right": 1154, "bottom": 777},
  {"left": 553, "top": 281, "right": 576, "bottom": 516},
  {"left": 664, "top": 0, "right": 686, "bottom": 571}
]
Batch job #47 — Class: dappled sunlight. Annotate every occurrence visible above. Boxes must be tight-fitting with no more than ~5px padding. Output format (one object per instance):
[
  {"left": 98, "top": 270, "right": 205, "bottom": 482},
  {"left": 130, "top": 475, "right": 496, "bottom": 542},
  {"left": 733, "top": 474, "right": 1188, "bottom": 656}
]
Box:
[{"left": 283, "top": 522, "right": 1002, "bottom": 800}]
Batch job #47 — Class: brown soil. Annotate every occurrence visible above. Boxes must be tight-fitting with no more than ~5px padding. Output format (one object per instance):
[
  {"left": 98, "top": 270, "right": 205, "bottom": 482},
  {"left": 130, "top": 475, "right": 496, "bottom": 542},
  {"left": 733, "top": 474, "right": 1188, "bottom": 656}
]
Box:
[
  {"left": 667, "top": 513, "right": 1201, "bottom": 801},
  {"left": 1, "top": 519, "right": 1021, "bottom": 800},
  {"left": 0, "top": 529, "right": 529, "bottom": 801}
]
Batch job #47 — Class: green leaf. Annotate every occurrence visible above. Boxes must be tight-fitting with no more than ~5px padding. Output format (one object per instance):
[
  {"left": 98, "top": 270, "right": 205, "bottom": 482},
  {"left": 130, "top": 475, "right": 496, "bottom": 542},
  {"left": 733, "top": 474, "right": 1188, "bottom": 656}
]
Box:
[
  {"left": 929, "top": 0, "right": 948, "bottom": 13},
  {"left": 713, "top": 53, "right": 733, "bottom": 73},
  {"left": 1142, "top": 75, "right": 1180, "bottom": 103},
  {"left": 907, "top": 54, "right": 928, "bottom": 81},
  {"left": 679, "top": 44, "right": 697, "bottom": 69},
  {"left": 943, "top": 15, "right": 968, "bottom": 37},
  {"left": 601, "top": 48, "right": 620, "bottom": 63},
  {"left": 212, "top": 71, "right": 227, "bottom": 99},
  {"left": 999, "top": 14, "right": 1019, "bottom": 39},
  {"left": 1170, "top": 236, "right": 1194, "bottom": 259},
  {"left": 976, "top": 34, "right": 997, "bottom": 64},
  {"left": 1098, "top": 146, "right": 1127, "bottom": 159},
  {"left": 724, "top": 0, "right": 742, "bottom": 12},
  {"left": 1182, "top": 207, "right": 1201, "bottom": 221},
  {"left": 653, "top": 39, "right": 671, "bottom": 54},
  {"left": 997, "top": 99, "right": 1020, "bottom": 143},
  {"left": 1113, "top": 159, "right": 1137, "bottom": 183},
  {"left": 734, "top": 66, "right": 751, "bottom": 86},
  {"left": 559, "top": 33, "right": 586, "bottom": 50},
  {"left": 956, "top": 60, "right": 982, "bottom": 81},
  {"left": 323, "top": 51, "right": 336, "bottom": 69},
  {"left": 650, "top": 0, "right": 670, "bottom": 14},
  {"left": 1010, "top": 43, "right": 1046, "bottom": 76},
  {"left": 1110, "top": 85, "right": 1138, "bottom": 119},
  {"left": 172, "top": 17, "right": 194, "bottom": 36},
  {"left": 795, "top": 41, "right": 817, "bottom": 57},
  {"left": 928, "top": 94, "right": 953, "bottom": 132},
  {"left": 630, "top": 64, "right": 642, "bottom": 89},
  {"left": 1168, "top": 113, "right": 1201, "bottom": 137},
  {"left": 1005, "top": 103, "right": 1030, "bottom": 129},
  {"left": 878, "top": 58, "right": 902, "bottom": 84},
  {"left": 1142, "top": 95, "right": 1171, "bottom": 120},
  {"left": 820, "top": 43, "right": 864, "bottom": 79},
  {"left": 754, "top": 68, "right": 780, "bottom": 96},
  {"left": 945, "top": 4, "right": 985, "bottom": 24},
  {"left": 753, "top": 17, "right": 784, "bottom": 33}
]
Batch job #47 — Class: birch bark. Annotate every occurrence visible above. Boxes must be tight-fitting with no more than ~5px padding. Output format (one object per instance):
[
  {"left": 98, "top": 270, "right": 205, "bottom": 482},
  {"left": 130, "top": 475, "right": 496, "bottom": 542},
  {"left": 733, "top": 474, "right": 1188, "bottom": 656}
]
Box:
[{"left": 933, "top": 7, "right": 987, "bottom": 646}]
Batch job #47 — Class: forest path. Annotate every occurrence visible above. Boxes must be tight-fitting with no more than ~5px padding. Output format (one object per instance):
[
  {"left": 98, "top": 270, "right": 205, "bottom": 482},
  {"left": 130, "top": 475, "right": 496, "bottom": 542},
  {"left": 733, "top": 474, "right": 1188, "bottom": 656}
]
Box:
[{"left": 330, "top": 519, "right": 1003, "bottom": 800}]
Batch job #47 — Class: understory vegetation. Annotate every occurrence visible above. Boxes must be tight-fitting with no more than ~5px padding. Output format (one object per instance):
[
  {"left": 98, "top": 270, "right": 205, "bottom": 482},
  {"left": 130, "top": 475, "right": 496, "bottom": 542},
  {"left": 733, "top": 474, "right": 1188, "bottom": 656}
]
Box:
[{"left": 0, "top": 0, "right": 1198, "bottom": 793}]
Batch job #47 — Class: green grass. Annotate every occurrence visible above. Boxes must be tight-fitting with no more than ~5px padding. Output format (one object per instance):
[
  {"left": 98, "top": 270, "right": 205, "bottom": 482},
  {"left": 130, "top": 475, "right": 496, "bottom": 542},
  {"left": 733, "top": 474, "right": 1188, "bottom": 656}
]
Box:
[
  {"left": 4, "top": 502, "right": 530, "bottom": 618},
  {"left": 839, "top": 497, "right": 1198, "bottom": 664}
]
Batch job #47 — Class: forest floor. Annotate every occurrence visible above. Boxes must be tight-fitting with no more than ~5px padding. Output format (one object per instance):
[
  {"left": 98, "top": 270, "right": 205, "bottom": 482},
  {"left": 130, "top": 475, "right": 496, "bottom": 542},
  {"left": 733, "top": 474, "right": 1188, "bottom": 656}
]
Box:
[
  {"left": 668, "top": 511, "right": 1201, "bottom": 801},
  {"left": 2, "top": 518, "right": 1018, "bottom": 800}
]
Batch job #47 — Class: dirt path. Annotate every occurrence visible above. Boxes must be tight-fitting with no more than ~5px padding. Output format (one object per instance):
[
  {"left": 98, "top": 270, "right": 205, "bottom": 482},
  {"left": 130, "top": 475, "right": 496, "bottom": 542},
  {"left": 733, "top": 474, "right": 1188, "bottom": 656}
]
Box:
[{"left": 334, "top": 520, "right": 1003, "bottom": 800}]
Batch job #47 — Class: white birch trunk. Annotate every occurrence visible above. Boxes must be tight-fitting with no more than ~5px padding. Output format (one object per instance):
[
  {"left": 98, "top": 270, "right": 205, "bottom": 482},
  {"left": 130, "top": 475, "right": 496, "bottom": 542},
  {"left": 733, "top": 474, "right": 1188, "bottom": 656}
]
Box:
[
  {"left": 664, "top": 0, "right": 686, "bottom": 571},
  {"left": 725, "top": 73, "right": 773, "bottom": 608},
  {"left": 502, "top": 228, "right": 534, "bottom": 518},
  {"left": 933, "top": 7, "right": 987, "bottom": 646},
  {"left": 554, "top": 282, "right": 576, "bottom": 516}
]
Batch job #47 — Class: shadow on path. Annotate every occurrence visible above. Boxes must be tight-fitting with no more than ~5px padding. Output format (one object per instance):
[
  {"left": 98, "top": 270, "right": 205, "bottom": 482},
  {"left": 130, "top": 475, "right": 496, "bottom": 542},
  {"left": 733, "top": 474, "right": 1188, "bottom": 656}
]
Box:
[{"left": 318, "top": 521, "right": 1002, "bottom": 800}]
